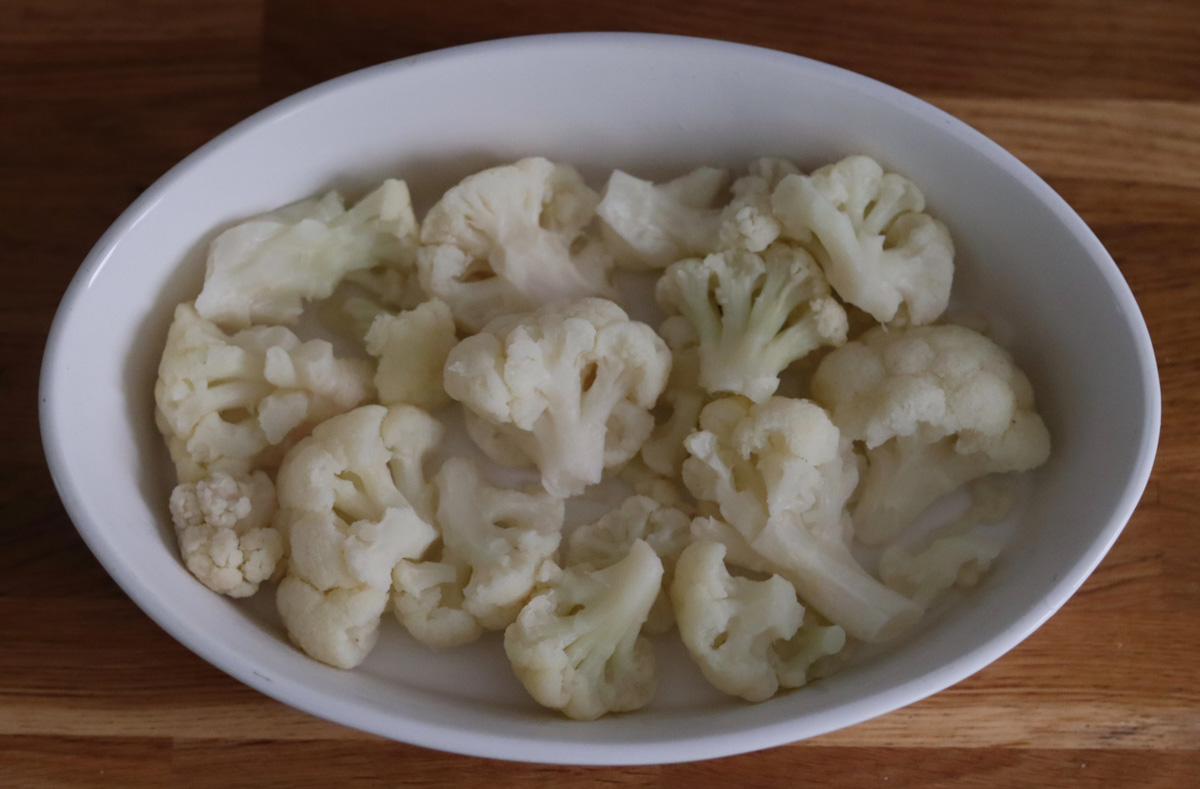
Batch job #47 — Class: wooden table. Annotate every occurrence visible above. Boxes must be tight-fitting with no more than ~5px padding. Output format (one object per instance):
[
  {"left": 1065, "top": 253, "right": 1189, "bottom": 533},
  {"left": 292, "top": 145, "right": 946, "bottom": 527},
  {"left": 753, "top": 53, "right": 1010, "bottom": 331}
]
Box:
[{"left": 4, "top": 1, "right": 1198, "bottom": 785}]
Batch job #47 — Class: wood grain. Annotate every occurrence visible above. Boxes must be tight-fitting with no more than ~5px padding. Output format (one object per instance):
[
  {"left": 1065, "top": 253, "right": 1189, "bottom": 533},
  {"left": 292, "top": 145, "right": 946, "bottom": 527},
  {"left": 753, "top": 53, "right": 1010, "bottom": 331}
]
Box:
[{"left": 3, "top": 0, "right": 1199, "bottom": 785}]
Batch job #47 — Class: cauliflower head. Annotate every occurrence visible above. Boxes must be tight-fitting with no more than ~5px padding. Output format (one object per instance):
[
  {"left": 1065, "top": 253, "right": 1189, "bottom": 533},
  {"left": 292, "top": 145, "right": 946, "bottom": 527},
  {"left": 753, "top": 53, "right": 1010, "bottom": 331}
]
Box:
[
  {"left": 505, "top": 539, "right": 663, "bottom": 720},
  {"left": 671, "top": 541, "right": 844, "bottom": 701},
  {"left": 716, "top": 157, "right": 800, "bottom": 253},
  {"left": 682, "top": 396, "right": 921, "bottom": 642},
  {"left": 364, "top": 298, "right": 458, "bottom": 411},
  {"left": 596, "top": 167, "right": 729, "bottom": 269},
  {"left": 657, "top": 242, "right": 848, "bottom": 403},
  {"left": 417, "top": 157, "right": 613, "bottom": 332},
  {"left": 433, "top": 457, "right": 565, "bottom": 631},
  {"left": 812, "top": 324, "right": 1052, "bottom": 545},
  {"left": 444, "top": 298, "right": 671, "bottom": 498},
  {"left": 154, "top": 303, "right": 373, "bottom": 483},
  {"left": 772, "top": 155, "right": 954, "bottom": 326},
  {"left": 168, "top": 470, "right": 282, "bottom": 597},
  {"left": 195, "top": 179, "right": 421, "bottom": 328},
  {"left": 567, "top": 495, "right": 691, "bottom": 634},
  {"left": 391, "top": 547, "right": 482, "bottom": 649},
  {"left": 274, "top": 404, "right": 441, "bottom": 668}
]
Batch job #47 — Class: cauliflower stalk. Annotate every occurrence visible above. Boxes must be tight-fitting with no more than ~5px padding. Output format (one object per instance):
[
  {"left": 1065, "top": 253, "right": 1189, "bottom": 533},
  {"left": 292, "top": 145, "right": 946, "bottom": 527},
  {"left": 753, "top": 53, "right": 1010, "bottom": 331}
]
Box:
[
  {"left": 154, "top": 303, "right": 373, "bottom": 483},
  {"left": 682, "top": 396, "right": 921, "bottom": 642},
  {"left": 274, "top": 404, "right": 441, "bottom": 668},
  {"left": 418, "top": 157, "right": 613, "bottom": 332},
  {"left": 657, "top": 242, "right": 849, "bottom": 403},
  {"left": 772, "top": 155, "right": 954, "bottom": 326},
  {"left": 444, "top": 298, "right": 671, "bottom": 497},
  {"left": 195, "top": 179, "right": 421, "bottom": 328},
  {"left": 505, "top": 539, "right": 664, "bottom": 720},
  {"left": 811, "top": 324, "right": 1051, "bottom": 545},
  {"left": 168, "top": 471, "right": 282, "bottom": 597}
]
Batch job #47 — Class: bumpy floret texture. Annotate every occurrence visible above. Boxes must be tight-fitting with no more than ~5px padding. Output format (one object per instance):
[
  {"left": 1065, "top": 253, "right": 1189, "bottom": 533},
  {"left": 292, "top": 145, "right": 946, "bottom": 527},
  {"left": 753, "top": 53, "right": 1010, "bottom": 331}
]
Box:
[
  {"left": 417, "top": 157, "right": 613, "bottom": 332},
  {"left": 444, "top": 297, "right": 671, "bottom": 497},
  {"left": 812, "top": 324, "right": 1051, "bottom": 545},
  {"left": 154, "top": 303, "right": 373, "bottom": 483},
  {"left": 716, "top": 157, "right": 799, "bottom": 253},
  {"left": 195, "top": 179, "right": 421, "bottom": 328},
  {"left": 657, "top": 242, "right": 848, "bottom": 402},
  {"left": 772, "top": 155, "right": 954, "bottom": 326}
]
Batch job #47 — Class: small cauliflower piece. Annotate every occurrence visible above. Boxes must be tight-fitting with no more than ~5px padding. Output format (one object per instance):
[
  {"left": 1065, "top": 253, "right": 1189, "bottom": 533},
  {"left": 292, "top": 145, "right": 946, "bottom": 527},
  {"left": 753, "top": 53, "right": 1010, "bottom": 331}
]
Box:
[
  {"left": 154, "top": 303, "right": 373, "bottom": 483},
  {"left": 365, "top": 298, "right": 458, "bottom": 411},
  {"left": 616, "top": 456, "right": 695, "bottom": 514},
  {"left": 672, "top": 540, "right": 843, "bottom": 701},
  {"left": 716, "top": 157, "right": 799, "bottom": 253},
  {"left": 505, "top": 540, "right": 663, "bottom": 720},
  {"left": 682, "top": 396, "right": 921, "bottom": 642},
  {"left": 417, "top": 158, "right": 613, "bottom": 332},
  {"left": 434, "top": 457, "right": 565, "bottom": 630},
  {"left": 392, "top": 547, "right": 482, "bottom": 649},
  {"left": 567, "top": 495, "right": 691, "bottom": 634},
  {"left": 811, "top": 324, "right": 1051, "bottom": 545},
  {"left": 168, "top": 470, "right": 282, "bottom": 597},
  {"left": 274, "top": 404, "right": 441, "bottom": 668},
  {"left": 445, "top": 298, "right": 671, "bottom": 497},
  {"left": 196, "top": 179, "right": 421, "bottom": 328},
  {"left": 656, "top": 242, "right": 848, "bottom": 403},
  {"left": 879, "top": 532, "right": 1003, "bottom": 608},
  {"left": 772, "top": 155, "right": 954, "bottom": 326},
  {"left": 596, "top": 167, "right": 729, "bottom": 269},
  {"left": 639, "top": 316, "right": 708, "bottom": 478}
]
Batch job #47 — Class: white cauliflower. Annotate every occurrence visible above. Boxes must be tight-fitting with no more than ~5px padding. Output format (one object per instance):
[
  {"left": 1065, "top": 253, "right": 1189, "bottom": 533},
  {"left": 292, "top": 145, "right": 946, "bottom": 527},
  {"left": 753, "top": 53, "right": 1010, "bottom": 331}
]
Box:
[
  {"left": 772, "top": 155, "right": 954, "bottom": 326},
  {"left": 879, "top": 532, "right": 1003, "bottom": 608},
  {"left": 364, "top": 298, "right": 458, "bottom": 411},
  {"left": 811, "top": 324, "right": 1051, "bottom": 545},
  {"left": 567, "top": 495, "right": 691, "bottom": 634},
  {"left": 671, "top": 541, "right": 844, "bottom": 701},
  {"left": 639, "top": 316, "right": 707, "bottom": 478},
  {"left": 505, "top": 539, "right": 663, "bottom": 720},
  {"left": 417, "top": 158, "right": 613, "bottom": 332},
  {"left": 391, "top": 547, "right": 481, "bottom": 649},
  {"left": 716, "top": 157, "right": 799, "bottom": 253},
  {"left": 596, "top": 167, "right": 729, "bottom": 269},
  {"left": 432, "top": 457, "right": 564, "bottom": 631},
  {"left": 444, "top": 298, "right": 671, "bottom": 498},
  {"left": 656, "top": 242, "right": 848, "bottom": 403},
  {"left": 154, "top": 303, "right": 373, "bottom": 483},
  {"left": 682, "top": 396, "right": 921, "bottom": 642},
  {"left": 168, "top": 470, "right": 282, "bottom": 597},
  {"left": 274, "top": 404, "right": 441, "bottom": 668},
  {"left": 616, "top": 456, "right": 695, "bottom": 514},
  {"left": 195, "top": 179, "right": 421, "bottom": 328}
]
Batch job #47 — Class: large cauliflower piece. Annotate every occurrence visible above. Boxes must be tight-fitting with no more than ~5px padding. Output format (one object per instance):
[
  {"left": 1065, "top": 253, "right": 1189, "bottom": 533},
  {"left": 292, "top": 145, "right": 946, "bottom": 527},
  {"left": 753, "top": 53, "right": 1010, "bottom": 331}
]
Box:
[
  {"left": 772, "top": 155, "right": 954, "bottom": 326},
  {"left": 444, "top": 298, "right": 671, "bottom": 498},
  {"left": 682, "top": 396, "right": 921, "bottom": 642},
  {"left": 596, "top": 167, "right": 729, "bottom": 269},
  {"left": 812, "top": 324, "right": 1052, "bottom": 545},
  {"left": 274, "top": 404, "right": 441, "bottom": 668},
  {"left": 657, "top": 242, "right": 848, "bottom": 403},
  {"left": 671, "top": 541, "right": 845, "bottom": 701},
  {"left": 168, "top": 470, "right": 282, "bottom": 597},
  {"left": 154, "top": 303, "right": 373, "bottom": 483},
  {"left": 195, "top": 179, "right": 421, "bottom": 328},
  {"left": 417, "top": 158, "right": 613, "bottom": 332},
  {"left": 505, "top": 540, "right": 663, "bottom": 720}
]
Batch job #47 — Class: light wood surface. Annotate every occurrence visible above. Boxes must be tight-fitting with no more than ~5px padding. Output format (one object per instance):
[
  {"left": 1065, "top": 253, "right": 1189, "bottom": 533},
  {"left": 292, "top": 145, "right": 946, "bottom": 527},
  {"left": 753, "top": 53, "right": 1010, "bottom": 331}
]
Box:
[{"left": 3, "top": 0, "right": 1198, "bottom": 785}]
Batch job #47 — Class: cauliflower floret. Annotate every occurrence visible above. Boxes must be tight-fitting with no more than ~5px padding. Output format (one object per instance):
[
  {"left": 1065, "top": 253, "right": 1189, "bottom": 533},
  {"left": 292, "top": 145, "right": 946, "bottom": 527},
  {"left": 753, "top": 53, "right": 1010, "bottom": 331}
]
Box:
[
  {"left": 772, "top": 155, "right": 954, "bottom": 326},
  {"left": 195, "top": 180, "right": 421, "bottom": 328},
  {"left": 168, "top": 470, "right": 282, "bottom": 597},
  {"left": 505, "top": 540, "right": 663, "bottom": 720},
  {"left": 154, "top": 303, "right": 373, "bottom": 483},
  {"left": 432, "top": 457, "right": 564, "bottom": 630},
  {"left": 639, "top": 316, "right": 708, "bottom": 478},
  {"left": 391, "top": 546, "right": 482, "bottom": 649},
  {"left": 274, "top": 404, "right": 441, "bottom": 668},
  {"left": 716, "top": 157, "right": 799, "bottom": 253},
  {"left": 567, "top": 495, "right": 691, "bottom": 634},
  {"left": 417, "top": 158, "right": 613, "bottom": 332},
  {"left": 364, "top": 298, "right": 458, "bottom": 411},
  {"left": 616, "top": 456, "right": 695, "bottom": 514},
  {"left": 811, "top": 324, "right": 1051, "bottom": 545},
  {"left": 879, "top": 532, "right": 1003, "bottom": 608},
  {"left": 656, "top": 242, "right": 848, "bottom": 403},
  {"left": 682, "top": 396, "right": 921, "bottom": 642},
  {"left": 445, "top": 298, "right": 671, "bottom": 498},
  {"left": 671, "top": 541, "right": 844, "bottom": 701},
  {"left": 596, "top": 167, "right": 729, "bottom": 269}
]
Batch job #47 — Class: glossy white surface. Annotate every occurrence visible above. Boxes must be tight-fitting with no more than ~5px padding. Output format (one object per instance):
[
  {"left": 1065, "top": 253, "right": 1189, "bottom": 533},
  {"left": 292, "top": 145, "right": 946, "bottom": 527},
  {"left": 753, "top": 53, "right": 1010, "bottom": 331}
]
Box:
[{"left": 40, "top": 34, "right": 1159, "bottom": 765}]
